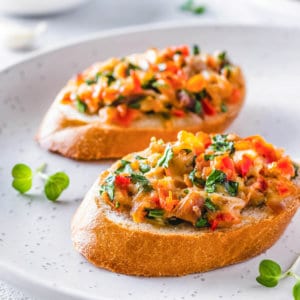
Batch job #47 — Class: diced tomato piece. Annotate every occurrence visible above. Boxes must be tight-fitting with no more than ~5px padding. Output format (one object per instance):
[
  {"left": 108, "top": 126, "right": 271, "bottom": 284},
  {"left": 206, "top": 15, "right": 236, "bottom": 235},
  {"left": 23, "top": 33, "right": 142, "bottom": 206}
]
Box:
[
  {"left": 246, "top": 136, "right": 277, "bottom": 163},
  {"left": 75, "top": 73, "right": 85, "bottom": 85},
  {"left": 276, "top": 182, "right": 290, "bottom": 195},
  {"left": 229, "top": 88, "right": 241, "bottom": 104},
  {"left": 210, "top": 219, "right": 219, "bottom": 231},
  {"left": 115, "top": 175, "right": 131, "bottom": 189},
  {"left": 237, "top": 155, "right": 253, "bottom": 177},
  {"left": 60, "top": 92, "right": 72, "bottom": 104},
  {"left": 277, "top": 157, "right": 295, "bottom": 177},
  {"left": 202, "top": 98, "right": 216, "bottom": 116},
  {"left": 216, "top": 212, "right": 235, "bottom": 222},
  {"left": 254, "top": 177, "right": 268, "bottom": 192},
  {"left": 115, "top": 107, "right": 140, "bottom": 127},
  {"left": 165, "top": 61, "right": 180, "bottom": 74},
  {"left": 130, "top": 70, "right": 142, "bottom": 93},
  {"left": 218, "top": 156, "right": 236, "bottom": 180},
  {"left": 172, "top": 109, "right": 185, "bottom": 117},
  {"left": 171, "top": 45, "right": 190, "bottom": 56}
]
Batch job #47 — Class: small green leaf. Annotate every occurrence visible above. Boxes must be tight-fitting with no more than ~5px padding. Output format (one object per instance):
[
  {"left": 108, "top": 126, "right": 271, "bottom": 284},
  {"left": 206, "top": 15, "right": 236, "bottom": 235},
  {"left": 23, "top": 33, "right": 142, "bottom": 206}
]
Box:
[
  {"left": 76, "top": 97, "right": 87, "bottom": 113},
  {"left": 209, "top": 134, "right": 234, "bottom": 154},
  {"left": 256, "top": 259, "right": 282, "bottom": 288},
  {"left": 204, "top": 198, "right": 218, "bottom": 211},
  {"left": 157, "top": 144, "right": 174, "bottom": 168},
  {"left": 218, "top": 51, "right": 227, "bottom": 62},
  {"left": 130, "top": 173, "right": 153, "bottom": 192},
  {"left": 195, "top": 217, "right": 209, "bottom": 228},
  {"left": 293, "top": 281, "right": 300, "bottom": 300},
  {"left": 225, "top": 180, "right": 239, "bottom": 196},
  {"left": 139, "top": 163, "right": 151, "bottom": 174},
  {"left": 194, "top": 100, "right": 202, "bottom": 114},
  {"left": 221, "top": 103, "right": 228, "bottom": 112},
  {"left": 205, "top": 169, "right": 226, "bottom": 193},
  {"left": 146, "top": 209, "right": 164, "bottom": 219},
  {"left": 44, "top": 172, "right": 70, "bottom": 202},
  {"left": 189, "top": 169, "right": 205, "bottom": 187},
  {"left": 204, "top": 154, "right": 215, "bottom": 161},
  {"left": 115, "top": 160, "right": 132, "bottom": 174},
  {"left": 192, "top": 44, "right": 200, "bottom": 55},
  {"left": 100, "top": 174, "right": 116, "bottom": 201},
  {"left": 12, "top": 164, "right": 33, "bottom": 194},
  {"left": 135, "top": 155, "right": 146, "bottom": 160}
]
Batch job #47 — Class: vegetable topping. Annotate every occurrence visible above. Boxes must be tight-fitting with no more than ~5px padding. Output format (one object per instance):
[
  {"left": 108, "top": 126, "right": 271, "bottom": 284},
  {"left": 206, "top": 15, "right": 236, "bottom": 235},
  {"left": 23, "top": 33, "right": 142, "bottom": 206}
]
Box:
[
  {"left": 60, "top": 45, "right": 244, "bottom": 126},
  {"left": 99, "top": 131, "right": 298, "bottom": 230}
]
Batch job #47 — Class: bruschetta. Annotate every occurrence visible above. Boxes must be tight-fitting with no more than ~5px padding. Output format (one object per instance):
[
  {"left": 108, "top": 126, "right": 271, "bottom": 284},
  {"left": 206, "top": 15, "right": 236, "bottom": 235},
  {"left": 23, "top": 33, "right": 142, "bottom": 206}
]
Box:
[
  {"left": 37, "top": 45, "right": 245, "bottom": 160},
  {"left": 71, "top": 131, "right": 300, "bottom": 276}
]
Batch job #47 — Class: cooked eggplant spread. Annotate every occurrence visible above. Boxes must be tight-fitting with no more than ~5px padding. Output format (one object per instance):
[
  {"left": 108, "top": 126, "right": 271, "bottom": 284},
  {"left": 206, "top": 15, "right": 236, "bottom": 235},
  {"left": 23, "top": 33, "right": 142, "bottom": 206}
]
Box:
[
  {"left": 59, "top": 45, "right": 244, "bottom": 126},
  {"left": 99, "top": 131, "right": 299, "bottom": 229}
]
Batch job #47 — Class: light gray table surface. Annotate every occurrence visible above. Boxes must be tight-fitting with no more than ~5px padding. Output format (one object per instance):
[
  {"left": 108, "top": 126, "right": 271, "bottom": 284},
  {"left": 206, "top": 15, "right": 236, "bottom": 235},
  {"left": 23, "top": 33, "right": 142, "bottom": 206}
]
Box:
[{"left": 1, "top": 0, "right": 300, "bottom": 299}]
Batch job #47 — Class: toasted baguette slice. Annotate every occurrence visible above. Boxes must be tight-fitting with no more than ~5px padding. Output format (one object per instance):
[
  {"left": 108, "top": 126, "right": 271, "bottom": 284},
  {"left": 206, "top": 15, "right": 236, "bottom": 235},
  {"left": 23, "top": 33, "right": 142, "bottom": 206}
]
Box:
[
  {"left": 71, "top": 166, "right": 299, "bottom": 277},
  {"left": 36, "top": 46, "right": 245, "bottom": 160},
  {"left": 71, "top": 131, "right": 300, "bottom": 278}
]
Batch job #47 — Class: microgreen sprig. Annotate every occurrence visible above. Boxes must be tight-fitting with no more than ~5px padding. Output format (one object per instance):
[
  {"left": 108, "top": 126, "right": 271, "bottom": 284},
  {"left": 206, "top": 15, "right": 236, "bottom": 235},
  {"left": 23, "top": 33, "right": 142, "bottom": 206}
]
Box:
[
  {"left": 11, "top": 163, "right": 69, "bottom": 202},
  {"left": 180, "top": 0, "right": 206, "bottom": 15},
  {"left": 257, "top": 255, "right": 300, "bottom": 300}
]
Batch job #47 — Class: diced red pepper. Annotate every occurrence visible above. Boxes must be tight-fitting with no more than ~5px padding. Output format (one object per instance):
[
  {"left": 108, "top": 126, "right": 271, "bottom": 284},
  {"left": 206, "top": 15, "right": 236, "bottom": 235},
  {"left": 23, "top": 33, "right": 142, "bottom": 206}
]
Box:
[
  {"left": 115, "top": 107, "right": 139, "bottom": 127},
  {"left": 130, "top": 70, "right": 142, "bottom": 93},
  {"left": 202, "top": 98, "right": 216, "bottom": 116},
  {"left": 172, "top": 109, "right": 185, "bottom": 117},
  {"left": 277, "top": 157, "right": 295, "bottom": 177},
  {"left": 218, "top": 156, "right": 236, "bottom": 180},
  {"left": 254, "top": 177, "right": 268, "bottom": 192},
  {"left": 237, "top": 155, "right": 253, "bottom": 177},
  {"left": 246, "top": 136, "right": 277, "bottom": 163},
  {"left": 210, "top": 219, "right": 219, "bottom": 231},
  {"left": 276, "top": 182, "right": 290, "bottom": 196},
  {"left": 115, "top": 175, "right": 131, "bottom": 189},
  {"left": 171, "top": 45, "right": 190, "bottom": 56}
]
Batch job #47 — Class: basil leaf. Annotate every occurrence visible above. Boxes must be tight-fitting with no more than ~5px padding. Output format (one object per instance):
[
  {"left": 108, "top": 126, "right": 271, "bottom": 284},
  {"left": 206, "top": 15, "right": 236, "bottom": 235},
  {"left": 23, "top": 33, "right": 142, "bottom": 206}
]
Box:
[
  {"left": 76, "top": 97, "right": 87, "bottom": 113},
  {"left": 195, "top": 217, "right": 209, "bottom": 228},
  {"left": 157, "top": 144, "right": 174, "bottom": 168},
  {"left": 204, "top": 198, "right": 218, "bottom": 211},
  {"left": 225, "top": 180, "right": 239, "bottom": 196},
  {"left": 256, "top": 259, "right": 282, "bottom": 288},
  {"left": 146, "top": 209, "right": 164, "bottom": 219},
  {"left": 205, "top": 169, "right": 226, "bottom": 193},
  {"left": 12, "top": 163, "right": 33, "bottom": 193},
  {"left": 100, "top": 174, "right": 116, "bottom": 201},
  {"left": 44, "top": 172, "right": 70, "bottom": 202}
]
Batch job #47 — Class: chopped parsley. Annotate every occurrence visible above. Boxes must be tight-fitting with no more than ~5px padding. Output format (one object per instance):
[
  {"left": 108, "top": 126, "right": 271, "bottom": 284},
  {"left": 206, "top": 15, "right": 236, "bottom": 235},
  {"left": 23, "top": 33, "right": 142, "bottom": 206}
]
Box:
[
  {"left": 126, "top": 62, "right": 141, "bottom": 76},
  {"left": 130, "top": 173, "right": 153, "bottom": 192},
  {"left": 180, "top": 0, "right": 206, "bottom": 15},
  {"left": 292, "top": 163, "right": 299, "bottom": 179},
  {"left": 193, "top": 44, "right": 200, "bottom": 55},
  {"left": 204, "top": 154, "right": 215, "bottom": 161},
  {"left": 205, "top": 169, "right": 226, "bottom": 193},
  {"left": 99, "top": 174, "right": 116, "bottom": 201},
  {"left": 142, "top": 77, "right": 160, "bottom": 93},
  {"left": 145, "top": 208, "right": 164, "bottom": 219},
  {"left": 195, "top": 216, "right": 209, "bottom": 228},
  {"left": 139, "top": 163, "right": 151, "bottom": 174},
  {"left": 208, "top": 134, "right": 235, "bottom": 154},
  {"left": 204, "top": 198, "right": 218, "bottom": 211},
  {"left": 76, "top": 97, "right": 87, "bottom": 113},
  {"left": 115, "top": 160, "right": 132, "bottom": 174},
  {"left": 221, "top": 103, "right": 228, "bottom": 113},
  {"left": 225, "top": 180, "right": 239, "bottom": 196},
  {"left": 157, "top": 144, "right": 174, "bottom": 168},
  {"left": 189, "top": 169, "right": 205, "bottom": 187},
  {"left": 194, "top": 100, "right": 202, "bottom": 114}
]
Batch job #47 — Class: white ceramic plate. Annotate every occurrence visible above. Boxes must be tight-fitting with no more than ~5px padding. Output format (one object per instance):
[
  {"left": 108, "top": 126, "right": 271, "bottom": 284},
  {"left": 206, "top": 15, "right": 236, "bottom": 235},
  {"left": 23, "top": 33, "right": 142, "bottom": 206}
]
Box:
[{"left": 1, "top": 24, "right": 300, "bottom": 300}]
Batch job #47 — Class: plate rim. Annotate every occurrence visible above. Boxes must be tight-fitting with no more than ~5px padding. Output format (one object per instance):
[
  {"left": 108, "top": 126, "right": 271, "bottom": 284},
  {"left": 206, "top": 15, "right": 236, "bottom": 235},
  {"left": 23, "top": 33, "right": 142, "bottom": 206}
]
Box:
[{"left": 1, "top": 22, "right": 300, "bottom": 299}]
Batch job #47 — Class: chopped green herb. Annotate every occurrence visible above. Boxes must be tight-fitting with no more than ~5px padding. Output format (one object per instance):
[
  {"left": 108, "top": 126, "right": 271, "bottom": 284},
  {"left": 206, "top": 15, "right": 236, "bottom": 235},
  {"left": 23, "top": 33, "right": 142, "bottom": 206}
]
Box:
[
  {"left": 146, "top": 208, "right": 164, "bottom": 219},
  {"left": 115, "top": 160, "right": 132, "bottom": 174},
  {"left": 142, "top": 77, "right": 160, "bottom": 93},
  {"left": 106, "top": 73, "right": 116, "bottom": 86},
  {"left": 182, "top": 148, "right": 192, "bottom": 154},
  {"left": 115, "top": 201, "right": 120, "bottom": 208},
  {"left": 100, "top": 174, "right": 115, "bottom": 201},
  {"left": 180, "top": 0, "right": 206, "bottom": 15},
  {"left": 135, "top": 155, "right": 146, "bottom": 160},
  {"left": 126, "top": 62, "right": 141, "bottom": 76},
  {"left": 225, "top": 180, "right": 239, "bottom": 196},
  {"left": 130, "top": 173, "right": 152, "bottom": 192},
  {"left": 161, "top": 112, "right": 171, "bottom": 119},
  {"left": 12, "top": 163, "right": 33, "bottom": 193},
  {"left": 204, "top": 198, "right": 218, "bottom": 211},
  {"left": 209, "top": 134, "right": 234, "bottom": 154},
  {"left": 85, "top": 78, "right": 97, "bottom": 85},
  {"left": 76, "top": 97, "right": 87, "bottom": 113},
  {"left": 205, "top": 169, "right": 226, "bottom": 193},
  {"left": 194, "top": 89, "right": 208, "bottom": 101},
  {"left": 152, "top": 81, "right": 169, "bottom": 89},
  {"left": 195, "top": 216, "right": 209, "bottom": 228},
  {"left": 218, "top": 51, "right": 227, "bottom": 62},
  {"left": 292, "top": 163, "right": 299, "bottom": 179},
  {"left": 193, "top": 44, "right": 200, "bottom": 55},
  {"left": 44, "top": 172, "right": 70, "bottom": 202},
  {"left": 204, "top": 154, "right": 216, "bottom": 161},
  {"left": 139, "top": 163, "right": 151, "bottom": 174},
  {"left": 189, "top": 169, "right": 205, "bottom": 187},
  {"left": 183, "top": 189, "right": 189, "bottom": 195},
  {"left": 194, "top": 100, "right": 202, "bottom": 114},
  {"left": 221, "top": 103, "right": 228, "bottom": 112},
  {"left": 157, "top": 144, "right": 174, "bottom": 168}
]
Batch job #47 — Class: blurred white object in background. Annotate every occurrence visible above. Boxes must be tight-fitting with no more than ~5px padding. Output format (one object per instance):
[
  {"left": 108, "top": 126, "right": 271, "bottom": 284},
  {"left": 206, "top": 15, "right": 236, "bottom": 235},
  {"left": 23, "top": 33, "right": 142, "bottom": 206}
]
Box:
[
  {"left": 0, "top": 20, "right": 47, "bottom": 50},
  {"left": 0, "top": 0, "right": 89, "bottom": 16}
]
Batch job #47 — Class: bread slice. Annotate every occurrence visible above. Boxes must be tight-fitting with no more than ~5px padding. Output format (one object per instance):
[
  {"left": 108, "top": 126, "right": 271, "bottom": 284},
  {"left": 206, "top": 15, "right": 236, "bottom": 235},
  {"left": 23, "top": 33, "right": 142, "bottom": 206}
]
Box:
[
  {"left": 36, "top": 47, "right": 245, "bottom": 160},
  {"left": 71, "top": 160, "right": 299, "bottom": 277}
]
